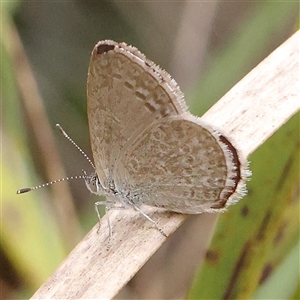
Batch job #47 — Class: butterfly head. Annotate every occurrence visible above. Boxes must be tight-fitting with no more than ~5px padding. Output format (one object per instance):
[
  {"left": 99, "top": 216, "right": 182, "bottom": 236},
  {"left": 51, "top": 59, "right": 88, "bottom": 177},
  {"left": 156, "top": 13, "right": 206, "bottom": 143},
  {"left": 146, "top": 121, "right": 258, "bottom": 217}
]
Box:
[{"left": 83, "top": 171, "right": 104, "bottom": 195}]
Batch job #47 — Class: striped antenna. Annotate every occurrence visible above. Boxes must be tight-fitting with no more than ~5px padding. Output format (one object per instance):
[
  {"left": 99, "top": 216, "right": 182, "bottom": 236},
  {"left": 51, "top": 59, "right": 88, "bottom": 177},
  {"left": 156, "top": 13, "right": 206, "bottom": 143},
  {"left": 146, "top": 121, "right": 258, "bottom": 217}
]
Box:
[
  {"left": 56, "top": 124, "right": 95, "bottom": 170},
  {"left": 17, "top": 124, "right": 94, "bottom": 194},
  {"left": 17, "top": 175, "right": 87, "bottom": 194}
]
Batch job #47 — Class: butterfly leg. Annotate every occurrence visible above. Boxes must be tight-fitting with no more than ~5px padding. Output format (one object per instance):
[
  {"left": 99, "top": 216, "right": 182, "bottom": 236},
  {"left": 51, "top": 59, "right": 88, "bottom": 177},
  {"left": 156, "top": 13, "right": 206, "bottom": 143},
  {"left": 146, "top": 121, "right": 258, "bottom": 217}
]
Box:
[
  {"left": 131, "top": 204, "right": 168, "bottom": 237},
  {"left": 94, "top": 201, "right": 126, "bottom": 244}
]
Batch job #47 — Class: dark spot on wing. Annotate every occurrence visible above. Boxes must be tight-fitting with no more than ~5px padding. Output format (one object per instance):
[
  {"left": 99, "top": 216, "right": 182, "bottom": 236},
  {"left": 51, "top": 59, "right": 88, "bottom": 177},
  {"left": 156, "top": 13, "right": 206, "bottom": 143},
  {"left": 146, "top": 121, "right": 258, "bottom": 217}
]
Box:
[{"left": 97, "top": 44, "right": 115, "bottom": 55}]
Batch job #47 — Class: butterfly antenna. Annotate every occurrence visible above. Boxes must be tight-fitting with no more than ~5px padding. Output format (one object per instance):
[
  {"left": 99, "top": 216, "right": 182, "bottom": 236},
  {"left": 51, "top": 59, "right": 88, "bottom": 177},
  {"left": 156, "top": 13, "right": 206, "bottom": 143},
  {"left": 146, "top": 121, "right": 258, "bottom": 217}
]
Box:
[
  {"left": 56, "top": 124, "right": 95, "bottom": 170},
  {"left": 17, "top": 175, "right": 87, "bottom": 194},
  {"left": 17, "top": 125, "right": 94, "bottom": 194}
]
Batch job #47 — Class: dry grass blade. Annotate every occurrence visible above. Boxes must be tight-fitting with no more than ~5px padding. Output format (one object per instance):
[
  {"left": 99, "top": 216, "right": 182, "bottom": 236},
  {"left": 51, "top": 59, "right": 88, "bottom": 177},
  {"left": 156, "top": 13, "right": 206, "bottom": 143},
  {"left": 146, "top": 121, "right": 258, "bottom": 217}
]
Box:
[
  {"left": 31, "top": 31, "right": 299, "bottom": 299},
  {"left": 8, "top": 21, "right": 82, "bottom": 246}
]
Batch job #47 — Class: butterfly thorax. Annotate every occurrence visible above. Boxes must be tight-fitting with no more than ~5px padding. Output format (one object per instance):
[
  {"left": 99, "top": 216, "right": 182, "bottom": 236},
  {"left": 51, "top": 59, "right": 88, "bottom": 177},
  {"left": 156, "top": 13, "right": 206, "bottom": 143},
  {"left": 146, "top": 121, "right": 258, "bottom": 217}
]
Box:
[{"left": 84, "top": 171, "right": 140, "bottom": 207}]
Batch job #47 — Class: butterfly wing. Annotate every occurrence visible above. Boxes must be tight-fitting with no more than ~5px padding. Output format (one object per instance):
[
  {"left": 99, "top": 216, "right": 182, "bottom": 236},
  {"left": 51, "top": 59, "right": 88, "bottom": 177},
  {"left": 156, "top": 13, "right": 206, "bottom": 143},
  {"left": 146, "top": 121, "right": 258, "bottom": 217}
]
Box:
[
  {"left": 87, "top": 40, "right": 187, "bottom": 188},
  {"left": 114, "top": 115, "right": 248, "bottom": 213}
]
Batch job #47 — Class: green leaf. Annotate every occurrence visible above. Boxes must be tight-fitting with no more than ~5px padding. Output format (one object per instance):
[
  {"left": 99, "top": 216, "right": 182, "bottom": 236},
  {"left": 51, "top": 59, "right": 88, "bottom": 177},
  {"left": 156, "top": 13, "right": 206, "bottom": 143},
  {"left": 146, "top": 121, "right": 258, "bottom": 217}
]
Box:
[
  {"left": 188, "top": 1, "right": 299, "bottom": 115},
  {"left": 187, "top": 112, "right": 299, "bottom": 299}
]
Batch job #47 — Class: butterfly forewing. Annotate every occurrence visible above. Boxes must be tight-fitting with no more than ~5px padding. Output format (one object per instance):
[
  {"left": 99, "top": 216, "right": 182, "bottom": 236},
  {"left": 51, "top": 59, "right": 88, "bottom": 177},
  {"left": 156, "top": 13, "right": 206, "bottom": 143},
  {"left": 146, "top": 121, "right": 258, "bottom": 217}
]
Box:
[{"left": 87, "top": 40, "right": 187, "bottom": 189}]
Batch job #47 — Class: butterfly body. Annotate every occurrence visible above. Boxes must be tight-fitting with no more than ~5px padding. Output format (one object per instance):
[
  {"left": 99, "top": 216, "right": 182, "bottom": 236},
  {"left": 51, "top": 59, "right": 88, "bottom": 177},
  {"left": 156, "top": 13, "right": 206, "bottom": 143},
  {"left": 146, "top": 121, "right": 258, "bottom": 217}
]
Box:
[{"left": 85, "top": 40, "right": 249, "bottom": 219}]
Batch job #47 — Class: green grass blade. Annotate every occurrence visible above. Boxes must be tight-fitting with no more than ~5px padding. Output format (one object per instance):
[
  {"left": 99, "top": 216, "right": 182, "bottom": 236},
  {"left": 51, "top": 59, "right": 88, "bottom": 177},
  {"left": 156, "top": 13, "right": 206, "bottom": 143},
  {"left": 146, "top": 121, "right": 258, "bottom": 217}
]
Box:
[{"left": 187, "top": 113, "right": 299, "bottom": 299}]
